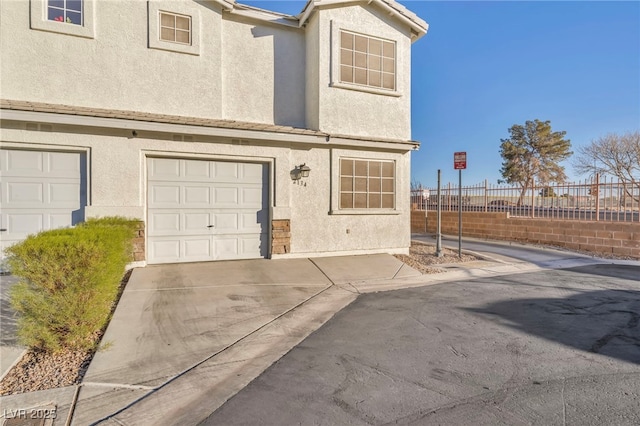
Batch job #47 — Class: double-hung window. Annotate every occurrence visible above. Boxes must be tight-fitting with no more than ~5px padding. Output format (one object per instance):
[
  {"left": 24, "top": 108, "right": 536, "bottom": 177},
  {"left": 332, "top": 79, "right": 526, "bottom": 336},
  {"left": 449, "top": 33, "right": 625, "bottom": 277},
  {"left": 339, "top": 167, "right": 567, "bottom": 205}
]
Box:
[
  {"left": 340, "top": 159, "right": 395, "bottom": 209},
  {"left": 340, "top": 31, "right": 396, "bottom": 91}
]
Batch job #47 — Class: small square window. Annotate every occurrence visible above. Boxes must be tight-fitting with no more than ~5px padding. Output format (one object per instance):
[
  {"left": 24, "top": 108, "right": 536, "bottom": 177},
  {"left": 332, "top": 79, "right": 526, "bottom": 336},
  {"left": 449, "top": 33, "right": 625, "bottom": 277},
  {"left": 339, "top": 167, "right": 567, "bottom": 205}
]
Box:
[{"left": 159, "top": 11, "right": 191, "bottom": 45}]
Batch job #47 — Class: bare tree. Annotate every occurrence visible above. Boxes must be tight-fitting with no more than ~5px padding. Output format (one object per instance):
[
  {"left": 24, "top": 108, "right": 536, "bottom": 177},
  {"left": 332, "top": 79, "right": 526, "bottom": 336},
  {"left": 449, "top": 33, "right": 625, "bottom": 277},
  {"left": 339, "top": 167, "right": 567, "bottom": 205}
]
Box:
[{"left": 574, "top": 131, "right": 640, "bottom": 202}]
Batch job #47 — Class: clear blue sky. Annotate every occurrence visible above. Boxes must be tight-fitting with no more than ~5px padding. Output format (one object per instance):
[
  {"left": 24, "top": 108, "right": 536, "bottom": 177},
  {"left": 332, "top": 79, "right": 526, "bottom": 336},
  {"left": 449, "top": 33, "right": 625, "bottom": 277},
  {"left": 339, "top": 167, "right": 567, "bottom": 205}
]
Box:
[{"left": 242, "top": 1, "right": 640, "bottom": 187}]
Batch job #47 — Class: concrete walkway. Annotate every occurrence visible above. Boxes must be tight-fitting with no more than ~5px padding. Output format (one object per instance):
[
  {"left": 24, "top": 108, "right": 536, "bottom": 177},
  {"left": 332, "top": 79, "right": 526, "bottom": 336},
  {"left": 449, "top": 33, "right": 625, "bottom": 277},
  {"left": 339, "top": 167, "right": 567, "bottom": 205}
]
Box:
[{"left": 1, "top": 239, "right": 636, "bottom": 425}]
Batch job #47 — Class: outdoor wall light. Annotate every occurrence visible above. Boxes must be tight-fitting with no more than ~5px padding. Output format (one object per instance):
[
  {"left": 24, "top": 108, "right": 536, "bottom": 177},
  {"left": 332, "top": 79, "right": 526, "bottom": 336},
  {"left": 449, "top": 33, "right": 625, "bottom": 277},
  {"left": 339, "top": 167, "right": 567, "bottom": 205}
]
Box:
[{"left": 290, "top": 163, "right": 311, "bottom": 181}]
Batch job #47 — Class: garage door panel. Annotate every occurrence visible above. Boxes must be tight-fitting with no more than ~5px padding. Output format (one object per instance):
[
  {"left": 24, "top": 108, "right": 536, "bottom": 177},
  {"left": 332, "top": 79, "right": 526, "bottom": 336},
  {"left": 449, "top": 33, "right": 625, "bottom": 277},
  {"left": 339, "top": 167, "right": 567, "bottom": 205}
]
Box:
[
  {"left": 50, "top": 213, "right": 73, "bottom": 229},
  {"left": 184, "top": 159, "right": 212, "bottom": 179},
  {"left": 4, "top": 150, "right": 44, "bottom": 175},
  {"left": 213, "top": 213, "right": 237, "bottom": 231},
  {"left": 8, "top": 182, "right": 43, "bottom": 204},
  {"left": 184, "top": 212, "right": 212, "bottom": 231},
  {"left": 48, "top": 152, "right": 80, "bottom": 176},
  {"left": 184, "top": 238, "right": 212, "bottom": 259},
  {"left": 149, "top": 212, "right": 181, "bottom": 233},
  {"left": 50, "top": 183, "right": 80, "bottom": 203},
  {"left": 214, "top": 187, "right": 239, "bottom": 205},
  {"left": 149, "top": 158, "right": 181, "bottom": 180},
  {"left": 241, "top": 187, "right": 264, "bottom": 206},
  {"left": 150, "top": 185, "right": 181, "bottom": 206},
  {"left": 240, "top": 212, "right": 263, "bottom": 231},
  {"left": 241, "top": 163, "right": 264, "bottom": 182},
  {"left": 7, "top": 213, "right": 44, "bottom": 234},
  {"left": 149, "top": 239, "right": 181, "bottom": 262},
  {"left": 183, "top": 185, "right": 212, "bottom": 207},
  {"left": 213, "top": 162, "right": 239, "bottom": 181}
]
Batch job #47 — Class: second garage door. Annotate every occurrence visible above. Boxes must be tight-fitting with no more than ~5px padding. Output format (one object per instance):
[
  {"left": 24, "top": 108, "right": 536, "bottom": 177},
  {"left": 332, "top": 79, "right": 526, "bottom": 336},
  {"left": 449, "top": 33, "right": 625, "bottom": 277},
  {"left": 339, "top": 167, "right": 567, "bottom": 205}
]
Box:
[{"left": 147, "top": 158, "right": 269, "bottom": 264}]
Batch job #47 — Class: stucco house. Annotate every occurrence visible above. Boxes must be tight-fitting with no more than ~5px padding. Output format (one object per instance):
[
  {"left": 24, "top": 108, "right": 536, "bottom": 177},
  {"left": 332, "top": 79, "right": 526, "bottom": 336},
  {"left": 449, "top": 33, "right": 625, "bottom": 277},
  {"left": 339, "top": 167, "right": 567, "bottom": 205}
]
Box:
[{"left": 0, "top": 0, "right": 428, "bottom": 265}]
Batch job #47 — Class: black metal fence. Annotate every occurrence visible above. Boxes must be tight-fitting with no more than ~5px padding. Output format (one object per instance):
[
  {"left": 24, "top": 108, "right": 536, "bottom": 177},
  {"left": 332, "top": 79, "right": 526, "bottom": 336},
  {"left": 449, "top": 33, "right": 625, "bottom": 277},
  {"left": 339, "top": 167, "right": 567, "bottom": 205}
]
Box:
[{"left": 411, "top": 176, "right": 640, "bottom": 223}]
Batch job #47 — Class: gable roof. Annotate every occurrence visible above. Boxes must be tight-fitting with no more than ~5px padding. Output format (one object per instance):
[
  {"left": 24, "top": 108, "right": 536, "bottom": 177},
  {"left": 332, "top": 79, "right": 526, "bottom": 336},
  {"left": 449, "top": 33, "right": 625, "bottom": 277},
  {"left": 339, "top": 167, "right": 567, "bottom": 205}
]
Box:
[
  {"left": 226, "top": 0, "right": 428, "bottom": 39},
  {"left": 297, "top": 0, "right": 428, "bottom": 40}
]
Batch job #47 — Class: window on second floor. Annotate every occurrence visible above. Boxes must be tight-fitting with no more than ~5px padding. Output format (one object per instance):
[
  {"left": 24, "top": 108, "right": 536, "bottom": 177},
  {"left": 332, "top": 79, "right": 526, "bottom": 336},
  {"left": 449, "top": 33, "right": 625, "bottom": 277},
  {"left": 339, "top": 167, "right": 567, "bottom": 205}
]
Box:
[
  {"left": 47, "top": 0, "right": 82, "bottom": 25},
  {"left": 340, "top": 31, "right": 396, "bottom": 91},
  {"left": 159, "top": 11, "right": 191, "bottom": 45},
  {"left": 31, "top": 0, "right": 94, "bottom": 38}
]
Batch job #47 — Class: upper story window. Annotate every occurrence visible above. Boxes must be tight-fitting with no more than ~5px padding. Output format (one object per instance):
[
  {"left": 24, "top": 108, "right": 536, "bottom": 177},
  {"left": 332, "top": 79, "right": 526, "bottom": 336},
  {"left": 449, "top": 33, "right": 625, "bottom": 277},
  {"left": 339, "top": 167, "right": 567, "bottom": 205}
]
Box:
[
  {"left": 31, "top": 0, "right": 94, "bottom": 38},
  {"left": 339, "top": 31, "right": 396, "bottom": 91},
  {"left": 47, "top": 0, "right": 82, "bottom": 25},
  {"left": 159, "top": 11, "right": 191, "bottom": 45},
  {"left": 148, "top": 2, "right": 200, "bottom": 56},
  {"left": 339, "top": 159, "right": 395, "bottom": 209}
]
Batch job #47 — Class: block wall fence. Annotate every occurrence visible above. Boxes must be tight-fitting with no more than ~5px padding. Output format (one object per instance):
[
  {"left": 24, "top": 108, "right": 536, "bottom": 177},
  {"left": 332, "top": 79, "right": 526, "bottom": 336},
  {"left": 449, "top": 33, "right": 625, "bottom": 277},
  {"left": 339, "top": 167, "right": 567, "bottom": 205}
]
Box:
[{"left": 411, "top": 210, "right": 640, "bottom": 260}]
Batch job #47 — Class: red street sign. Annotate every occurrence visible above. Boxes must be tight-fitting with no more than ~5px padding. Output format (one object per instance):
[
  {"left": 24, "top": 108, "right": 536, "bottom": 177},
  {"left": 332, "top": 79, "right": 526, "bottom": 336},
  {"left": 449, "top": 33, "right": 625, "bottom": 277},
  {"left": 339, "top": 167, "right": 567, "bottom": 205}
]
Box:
[{"left": 454, "top": 151, "right": 467, "bottom": 170}]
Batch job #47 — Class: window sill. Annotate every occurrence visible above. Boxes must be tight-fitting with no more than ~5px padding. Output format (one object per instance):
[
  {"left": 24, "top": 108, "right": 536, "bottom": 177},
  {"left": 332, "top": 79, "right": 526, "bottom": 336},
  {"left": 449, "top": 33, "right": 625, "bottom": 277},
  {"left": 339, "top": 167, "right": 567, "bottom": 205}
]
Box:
[
  {"left": 330, "top": 82, "right": 402, "bottom": 98},
  {"left": 330, "top": 209, "right": 402, "bottom": 215}
]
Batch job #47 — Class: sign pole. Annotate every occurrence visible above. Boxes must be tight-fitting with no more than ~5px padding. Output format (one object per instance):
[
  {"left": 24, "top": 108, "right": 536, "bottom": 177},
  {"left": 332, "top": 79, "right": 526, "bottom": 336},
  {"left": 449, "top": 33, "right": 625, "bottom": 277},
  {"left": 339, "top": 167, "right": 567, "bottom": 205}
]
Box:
[
  {"left": 453, "top": 151, "right": 467, "bottom": 259},
  {"left": 458, "top": 168, "right": 462, "bottom": 258},
  {"left": 436, "top": 169, "right": 442, "bottom": 257}
]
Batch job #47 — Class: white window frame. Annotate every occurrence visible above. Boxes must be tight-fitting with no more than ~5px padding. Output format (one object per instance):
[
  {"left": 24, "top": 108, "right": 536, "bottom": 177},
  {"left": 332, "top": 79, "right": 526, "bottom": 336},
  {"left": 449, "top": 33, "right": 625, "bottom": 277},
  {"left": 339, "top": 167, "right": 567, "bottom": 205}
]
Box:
[
  {"left": 30, "top": 0, "right": 95, "bottom": 39},
  {"left": 330, "top": 149, "right": 401, "bottom": 215},
  {"left": 330, "top": 20, "right": 401, "bottom": 98},
  {"left": 148, "top": 2, "right": 201, "bottom": 56}
]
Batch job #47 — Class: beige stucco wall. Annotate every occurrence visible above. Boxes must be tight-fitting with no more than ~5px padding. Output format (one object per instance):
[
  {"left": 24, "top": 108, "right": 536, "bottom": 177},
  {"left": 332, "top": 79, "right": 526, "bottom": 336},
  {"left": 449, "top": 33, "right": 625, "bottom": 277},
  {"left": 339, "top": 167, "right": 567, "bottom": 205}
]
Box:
[
  {"left": 221, "top": 16, "right": 306, "bottom": 127},
  {"left": 306, "top": 4, "right": 413, "bottom": 140},
  {"left": 0, "top": 0, "right": 224, "bottom": 119},
  {"left": 0, "top": 123, "right": 410, "bottom": 257}
]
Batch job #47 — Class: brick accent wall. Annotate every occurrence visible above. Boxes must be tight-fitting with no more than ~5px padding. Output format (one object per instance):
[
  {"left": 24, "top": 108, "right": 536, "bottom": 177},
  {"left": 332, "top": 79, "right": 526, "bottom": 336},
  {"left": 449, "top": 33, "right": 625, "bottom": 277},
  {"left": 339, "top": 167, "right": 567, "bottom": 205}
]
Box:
[
  {"left": 414, "top": 211, "right": 639, "bottom": 260},
  {"left": 272, "top": 219, "right": 291, "bottom": 255},
  {"left": 132, "top": 221, "right": 145, "bottom": 262}
]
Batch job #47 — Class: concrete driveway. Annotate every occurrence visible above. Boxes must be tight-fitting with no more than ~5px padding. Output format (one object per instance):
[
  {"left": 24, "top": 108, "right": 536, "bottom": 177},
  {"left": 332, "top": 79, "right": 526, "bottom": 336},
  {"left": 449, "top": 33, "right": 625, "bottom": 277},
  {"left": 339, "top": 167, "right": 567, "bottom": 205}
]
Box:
[{"left": 206, "top": 264, "right": 640, "bottom": 425}]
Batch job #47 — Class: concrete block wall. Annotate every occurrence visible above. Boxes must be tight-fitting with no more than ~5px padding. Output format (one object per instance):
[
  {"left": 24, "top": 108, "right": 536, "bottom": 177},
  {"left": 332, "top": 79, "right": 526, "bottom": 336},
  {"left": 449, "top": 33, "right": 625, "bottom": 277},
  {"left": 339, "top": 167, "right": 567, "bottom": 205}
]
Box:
[{"left": 416, "top": 211, "right": 640, "bottom": 259}]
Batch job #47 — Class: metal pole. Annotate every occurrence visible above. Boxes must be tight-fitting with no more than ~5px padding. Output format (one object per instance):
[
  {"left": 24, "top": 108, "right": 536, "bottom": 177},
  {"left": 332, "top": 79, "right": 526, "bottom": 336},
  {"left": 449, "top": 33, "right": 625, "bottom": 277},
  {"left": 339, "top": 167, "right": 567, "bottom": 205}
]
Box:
[
  {"left": 436, "top": 169, "right": 442, "bottom": 257},
  {"left": 458, "top": 169, "right": 462, "bottom": 258}
]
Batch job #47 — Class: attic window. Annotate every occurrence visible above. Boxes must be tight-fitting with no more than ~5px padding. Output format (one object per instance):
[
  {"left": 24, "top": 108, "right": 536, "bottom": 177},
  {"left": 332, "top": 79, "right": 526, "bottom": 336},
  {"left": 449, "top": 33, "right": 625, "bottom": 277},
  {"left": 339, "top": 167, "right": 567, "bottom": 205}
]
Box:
[
  {"left": 339, "top": 31, "right": 396, "bottom": 91},
  {"left": 159, "top": 11, "right": 191, "bottom": 45}
]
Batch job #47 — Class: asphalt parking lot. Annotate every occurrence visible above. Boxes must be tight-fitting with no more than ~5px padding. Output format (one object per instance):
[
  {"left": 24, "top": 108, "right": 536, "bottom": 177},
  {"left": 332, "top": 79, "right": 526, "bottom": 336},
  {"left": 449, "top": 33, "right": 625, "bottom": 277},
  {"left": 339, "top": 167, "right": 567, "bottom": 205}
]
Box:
[{"left": 204, "top": 264, "right": 640, "bottom": 425}]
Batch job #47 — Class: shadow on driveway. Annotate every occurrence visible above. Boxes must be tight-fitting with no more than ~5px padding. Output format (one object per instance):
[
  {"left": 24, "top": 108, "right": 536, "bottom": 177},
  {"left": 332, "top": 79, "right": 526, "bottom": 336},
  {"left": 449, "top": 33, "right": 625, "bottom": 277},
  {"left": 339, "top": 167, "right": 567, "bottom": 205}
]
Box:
[{"left": 467, "top": 265, "right": 640, "bottom": 365}]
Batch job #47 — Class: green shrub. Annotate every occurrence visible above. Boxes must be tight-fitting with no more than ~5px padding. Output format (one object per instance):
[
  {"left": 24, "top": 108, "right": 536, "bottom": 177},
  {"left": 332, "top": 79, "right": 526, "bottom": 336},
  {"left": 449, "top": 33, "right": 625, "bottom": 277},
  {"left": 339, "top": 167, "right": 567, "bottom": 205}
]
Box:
[{"left": 6, "top": 217, "right": 139, "bottom": 352}]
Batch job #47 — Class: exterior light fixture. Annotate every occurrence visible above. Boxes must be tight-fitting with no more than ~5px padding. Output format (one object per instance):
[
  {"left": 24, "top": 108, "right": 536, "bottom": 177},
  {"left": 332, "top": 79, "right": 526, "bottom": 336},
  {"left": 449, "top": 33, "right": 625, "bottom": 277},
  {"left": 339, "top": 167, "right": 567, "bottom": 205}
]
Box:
[{"left": 290, "top": 163, "right": 311, "bottom": 181}]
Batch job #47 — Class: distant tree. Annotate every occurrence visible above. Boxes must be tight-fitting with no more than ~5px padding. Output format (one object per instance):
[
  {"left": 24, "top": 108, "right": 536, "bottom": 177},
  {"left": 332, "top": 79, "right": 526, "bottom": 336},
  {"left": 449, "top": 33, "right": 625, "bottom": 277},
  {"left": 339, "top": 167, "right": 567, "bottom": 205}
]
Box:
[
  {"left": 573, "top": 131, "right": 639, "bottom": 202},
  {"left": 499, "top": 119, "right": 572, "bottom": 205}
]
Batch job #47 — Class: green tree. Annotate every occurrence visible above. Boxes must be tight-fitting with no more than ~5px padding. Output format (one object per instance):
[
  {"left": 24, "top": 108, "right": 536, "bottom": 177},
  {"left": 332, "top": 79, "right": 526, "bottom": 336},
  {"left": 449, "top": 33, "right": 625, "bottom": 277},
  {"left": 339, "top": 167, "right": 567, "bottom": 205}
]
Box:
[{"left": 499, "top": 119, "right": 572, "bottom": 205}]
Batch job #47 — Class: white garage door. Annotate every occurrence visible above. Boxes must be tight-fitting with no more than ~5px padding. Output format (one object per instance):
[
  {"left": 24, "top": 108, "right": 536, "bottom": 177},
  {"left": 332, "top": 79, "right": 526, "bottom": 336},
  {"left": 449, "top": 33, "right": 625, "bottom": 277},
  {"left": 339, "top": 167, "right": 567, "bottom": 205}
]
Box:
[
  {"left": 147, "top": 158, "right": 269, "bottom": 264},
  {"left": 0, "top": 149, "right": 85, "bottom": 255}
]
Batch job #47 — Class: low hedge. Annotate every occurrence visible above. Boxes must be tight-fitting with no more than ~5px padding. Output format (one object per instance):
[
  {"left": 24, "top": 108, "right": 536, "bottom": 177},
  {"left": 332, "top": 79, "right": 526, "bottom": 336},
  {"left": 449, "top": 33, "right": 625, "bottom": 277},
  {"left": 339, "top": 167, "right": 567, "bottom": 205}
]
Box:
[{"left": 6, "top": 217, "right": 139, "bottom": 353}]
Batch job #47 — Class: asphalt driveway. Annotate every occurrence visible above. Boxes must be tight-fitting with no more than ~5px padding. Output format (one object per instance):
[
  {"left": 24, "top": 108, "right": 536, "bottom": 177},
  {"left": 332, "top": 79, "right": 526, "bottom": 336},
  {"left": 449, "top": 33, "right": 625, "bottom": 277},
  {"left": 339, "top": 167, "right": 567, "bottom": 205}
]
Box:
[{"left": 205, "top": 264, "right": 640, "bottom": 425}]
